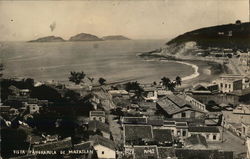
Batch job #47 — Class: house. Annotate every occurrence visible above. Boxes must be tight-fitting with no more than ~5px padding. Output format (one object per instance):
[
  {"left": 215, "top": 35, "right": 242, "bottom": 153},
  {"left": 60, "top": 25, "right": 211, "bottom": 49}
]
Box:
[
  {"left": 108, "top": 90, "right": 129, "bottom": 98},
  {"left": 133, "top": 145, "right": 158, "bottom": 159},
  {"left": 162, "top": 120, "right": 189, "bottom": 138},
  {"left": 229, "top": 86, "right": 250, "bottom": 103},
  {"left": 23, "top": 102, "right": 41, "bottom": 114},
  {"left": 184, "top": 134, "right": 208, "bottom": 149},
  {"left": 156, "top": 94, "right": 205, "bottom": 118},
  {"left": 188, "top": 126, "right": 221, "bottom": 142},
  {"left": 122, "top": 117, "right": 147, "bottom": 125},
  {"left": 88, "top": 120, "right": 110, "bottom": 139},
  {"left": 247, "top": 136, "right": 250, "bottom": 159},
  {"left": 157, "top": 147, "right": 176, "bottom": 159},
  {"left": 147, "top": 119, "right": 164, "bottom": 128},
  {"left": 89, "top": 94, "right": 101, "bottom": 110},
  {"left": 89, "top": 135, "right": 116, "bottom": 159},
  {"left": 175, "top": 149, "right": 233, "bottom": 159},
  {"left": 124, "top": 125, "right": 153, "bottom": 146},
  {"left": 177, "top": 94, "right": 207, "bottom": 112},
  {"left": 19, "top": 89, "right": 30, "bottom": 96},
  {"left": 222, "top": 108, "right": 250, "bottom": 138},
  {"left": 142, "top": 86, "right": 158, "bottom": 102},
  {"left": 214, "top": 74, "right": 244, "bottom": 93},
  {"left": 89, "top": 111, "right": 105, "bottom": 123},
  {"left": 72, "top": 141, "right": 97, "bottom": 159},
  {"left": 153, "top": 129, "right": 173, "bottom": 146}
]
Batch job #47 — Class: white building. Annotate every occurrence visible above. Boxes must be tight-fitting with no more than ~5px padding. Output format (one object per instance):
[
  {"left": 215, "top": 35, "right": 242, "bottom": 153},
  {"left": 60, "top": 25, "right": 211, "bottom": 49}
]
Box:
[
  {"left": 90, "top": 135, "right": 116, "bottom": 159},
  {"left": 214, "top": 75, "right": 244, "bottom": 93}
]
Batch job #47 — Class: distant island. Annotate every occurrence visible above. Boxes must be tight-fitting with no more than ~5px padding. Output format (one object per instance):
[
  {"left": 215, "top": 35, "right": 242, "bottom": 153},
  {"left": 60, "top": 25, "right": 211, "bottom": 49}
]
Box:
[
  {"left": 28, "top": 33, "right": 131, "bottom": 42},
  {"left": 69, "top": 33, "right": 103, "bottom": 41},
  {"left": 28, "top": 36, "right": 65, "bottom": 42},
  {"left": 102, "top": 35, "right": 130, "bottom": 40}
]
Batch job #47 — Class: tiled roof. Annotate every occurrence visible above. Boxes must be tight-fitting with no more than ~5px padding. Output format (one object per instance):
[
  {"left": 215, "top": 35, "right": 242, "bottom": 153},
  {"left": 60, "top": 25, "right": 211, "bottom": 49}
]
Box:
[
  {"left": 175, "top": 149, "right": 233, "bottom": 159},
  {"left": 153, "top": 129, "right": 173, "bottom": 143},
  {"left": 123, "top": 117, "right": 147, "bottom": 124},
  {"left": 73, "top": 141, "right": 93, "bottom": 150},
  {"left": 157, "top": 97, "right": 191, "bottom": 115},
  {"left": 88, "top": 120, "right": 110, "bottom": 133},
  {"left": 133, "top": 145, "right": 158, "bottom": 159},
  {"left": 90, "top": 135, "right": 116, "bottom": 151},
  {"left": 33, "top": 137, "right": 72, "bottom": 151},
  {"left": 157, "top": 147, "right": 176, "bottom": 159},
  {"left": 185, "top": 134, "right": 208, "bottom": 147},
  {"left": 166, "top": 94, "right": 190, "bottom": 108},
  {"left": 188, "top": 126, "right": 220, "bottom": 133},
  {"left": 124, "top": 125, "right": 153, "bottom": 143},
  {"left": 147, "top": 119, "right": 164, "bottom": 126}
]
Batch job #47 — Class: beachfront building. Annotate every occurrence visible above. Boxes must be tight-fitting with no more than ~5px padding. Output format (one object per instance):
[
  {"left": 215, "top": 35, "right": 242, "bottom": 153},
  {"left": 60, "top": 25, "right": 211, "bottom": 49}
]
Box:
[
  {"left": 156, "top": 94, "right": 205, "bottom": 119},
  {"left": 214, "top": 74, "right": 244, "bottom": 93}
]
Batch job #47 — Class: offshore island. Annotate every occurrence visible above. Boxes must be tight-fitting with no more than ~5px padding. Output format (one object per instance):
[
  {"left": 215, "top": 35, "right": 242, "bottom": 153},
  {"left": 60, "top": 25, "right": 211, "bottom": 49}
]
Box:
[{"left": 1, "top": 20, "right": 250, "bottom": 159}]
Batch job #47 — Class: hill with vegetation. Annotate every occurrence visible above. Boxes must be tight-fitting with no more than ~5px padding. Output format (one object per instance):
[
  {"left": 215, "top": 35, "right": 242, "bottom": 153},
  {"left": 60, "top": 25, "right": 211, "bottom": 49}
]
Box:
[
  {"left": 102, "top": 35, "right": 130, "bottom": 40},
  {"left": 29, "top": 36, "right": 65, "bottom": 42},
  {"left": 69, "top": 33, "right": 103, "bottom": 41},
  {"left": 167, "top": 21, "right": 250, "bottom": 51}
]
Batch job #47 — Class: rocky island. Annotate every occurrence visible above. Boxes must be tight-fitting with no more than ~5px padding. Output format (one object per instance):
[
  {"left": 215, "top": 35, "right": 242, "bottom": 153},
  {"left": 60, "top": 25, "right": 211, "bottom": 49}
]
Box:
[
  {"left": 102, "top": 35, "right": 130, "bottom": 40},
  {"left": 28, "top": 36, "right": 65, "bottom": 42},
  {"left": 69, "top": 33, "right": 103, "bottom": 41}
]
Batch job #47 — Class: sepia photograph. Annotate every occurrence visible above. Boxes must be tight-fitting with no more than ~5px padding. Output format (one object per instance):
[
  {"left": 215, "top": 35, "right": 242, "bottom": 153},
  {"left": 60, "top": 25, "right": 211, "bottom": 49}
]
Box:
[{"left": 0, "top": 0, "right": 250, "bottom": 158}]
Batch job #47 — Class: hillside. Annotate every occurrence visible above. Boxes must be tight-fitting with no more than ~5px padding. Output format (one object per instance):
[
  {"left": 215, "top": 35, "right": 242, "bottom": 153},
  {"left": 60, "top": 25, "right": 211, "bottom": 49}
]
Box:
[
  {"left": 69, "top": 33, "right": 102, "bottom": 41},
  {"left": 167, "top": 22, "right": 250, "bottom": 50},
  {"left": 29, "top": 36, "right": 65, "bottom": 42},
  {"left": 102, "top": 35, "right": 130, "bottom": 40}
]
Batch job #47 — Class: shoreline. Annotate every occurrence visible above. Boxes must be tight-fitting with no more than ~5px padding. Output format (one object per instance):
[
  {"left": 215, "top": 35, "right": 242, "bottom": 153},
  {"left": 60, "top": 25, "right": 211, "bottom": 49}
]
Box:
[{"left": 138, "top": 51, "right": 226, "bottom": 88}]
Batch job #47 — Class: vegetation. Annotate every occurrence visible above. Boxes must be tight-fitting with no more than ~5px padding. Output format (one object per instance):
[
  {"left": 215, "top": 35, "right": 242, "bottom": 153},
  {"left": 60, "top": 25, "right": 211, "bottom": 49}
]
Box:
[
  {"left": 161, "top": 77, "right": 178, "bottom": 91},
  {"left": 69, "top": 71, "right": 86, "bottom": 85},
  {"left": 125, "top": 81, "right": 144, "bottom": 98},
  {"left": 167, "top": 21, "right": 250, "bottom": 50},
  {"left": 98, "top": 77, "right": 106, "bottom": 85}
]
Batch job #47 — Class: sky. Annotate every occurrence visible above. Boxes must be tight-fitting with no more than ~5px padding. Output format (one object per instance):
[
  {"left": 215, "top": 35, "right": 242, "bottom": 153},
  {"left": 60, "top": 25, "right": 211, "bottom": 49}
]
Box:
[{"left": 0, "top": 0, "right": 249, "bottom": 41}]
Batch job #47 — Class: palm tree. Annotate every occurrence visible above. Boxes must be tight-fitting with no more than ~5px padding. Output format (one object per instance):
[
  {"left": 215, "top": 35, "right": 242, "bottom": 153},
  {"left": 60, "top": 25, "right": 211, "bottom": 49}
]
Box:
[
  {"left": 161, "top": 77, "right": 171, "bottom": 89},
  {"left": 69, "top": 71, "right": 86, "bottom": 85},
  {"left": 175, "top": 76, "right": 182, "bottom": 86},
  {"left": 98, "top": 77, "right": 106, "bottom": 85},
  {"left": 168, "top": 82, "right": 176, "bottom": 92},
  {"left": 87, "top": 77, "right": 94, "bottom": 83}
]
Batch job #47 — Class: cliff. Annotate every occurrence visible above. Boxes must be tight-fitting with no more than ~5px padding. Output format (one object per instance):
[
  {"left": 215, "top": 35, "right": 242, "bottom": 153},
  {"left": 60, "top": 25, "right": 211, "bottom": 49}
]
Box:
[
  {"left": 102, "top": 35, "right": 130, "bottom": 40},
  {"left": 69, "top": 33, "right": 102, "bottom": 41},
  {"left": 29, "top": 36, "right": 65, "bottom": 42}
]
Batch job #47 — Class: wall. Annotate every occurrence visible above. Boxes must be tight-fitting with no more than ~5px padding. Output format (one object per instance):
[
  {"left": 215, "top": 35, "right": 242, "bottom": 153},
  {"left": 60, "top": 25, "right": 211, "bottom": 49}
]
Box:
[
  {"left": 94, "top": 145, "right": 116, "bottom": 159},
  {"left": 188, "top": 132, "right": 221, "bottom": 142}
]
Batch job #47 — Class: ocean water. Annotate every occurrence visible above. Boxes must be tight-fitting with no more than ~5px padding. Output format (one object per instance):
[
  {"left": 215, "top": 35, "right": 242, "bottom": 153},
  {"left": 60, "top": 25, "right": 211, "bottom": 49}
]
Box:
[{"left": 0, "top": 40, "right": 193, "bottom": 83}]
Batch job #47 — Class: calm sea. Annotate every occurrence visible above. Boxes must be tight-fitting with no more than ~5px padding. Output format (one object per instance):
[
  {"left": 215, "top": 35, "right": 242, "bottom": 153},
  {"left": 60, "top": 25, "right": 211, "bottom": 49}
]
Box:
[{"left": 0, "top": 40, "right": 193, "bottom": 83}]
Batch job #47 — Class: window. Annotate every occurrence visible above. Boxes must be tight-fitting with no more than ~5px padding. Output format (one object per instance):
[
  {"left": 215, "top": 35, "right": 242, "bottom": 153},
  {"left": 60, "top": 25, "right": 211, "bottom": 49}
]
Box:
[
  {"left": 182, "top": 130, "right": 186, "bottom": 136},
  {"left": 102, "top": 151, "right": 104, "bottom": 154},
  {"left": 177, "top": 130, "right": 181, "bottom": 136},
  {"left": 213, "top": 135, "right": 217, "bottom": 140},
  {"left": 220, "top": 83, "right": 223, "bottom": 88},
  {"left": 93, "top": 117, "right": 96, "bottom": 120},
  {"left": 225, "top": 84, "right": 227, "bottom": 88},
  {"left": 181, "top": 112, "right": 186, "bottom": 118}
]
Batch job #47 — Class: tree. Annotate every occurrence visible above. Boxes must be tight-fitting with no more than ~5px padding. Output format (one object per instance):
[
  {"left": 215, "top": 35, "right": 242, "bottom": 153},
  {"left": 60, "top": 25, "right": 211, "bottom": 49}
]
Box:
[
  {"left": 87, "top": 77, "right": 95, "bottom": 83},
  {"left": 0, "top": 63, "right": 3, "bottom": 77},
  {"left": 175, "top": 76, "right": 182, "bottom": 86},
  {"left": 168, "top": 82, "right": 176, "bottom": 92},
  {"left": 161, "top": 77, "right": 171, "bottom": 89},
  {"left": 69, "top": 71, "right": 86, "bottom": 85},
  {"left": 125, "top": 81, "right": 144, "bottom": 99},
  {"left": 98, "top": 77, "right": 106, "bottom": 85}
]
